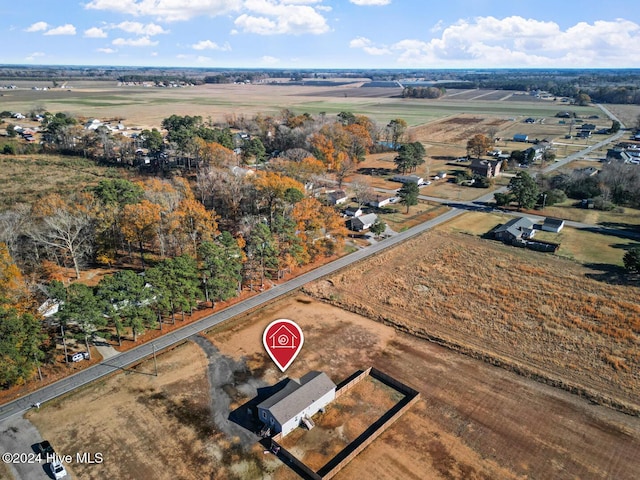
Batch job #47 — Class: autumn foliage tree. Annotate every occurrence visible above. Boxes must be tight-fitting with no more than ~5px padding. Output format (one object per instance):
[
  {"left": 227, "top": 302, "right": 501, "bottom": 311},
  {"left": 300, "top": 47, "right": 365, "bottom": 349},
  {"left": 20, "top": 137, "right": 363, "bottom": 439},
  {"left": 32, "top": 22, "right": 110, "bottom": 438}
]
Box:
[{"left": 120, "top": 199, "right": 162, "bottom": 268}]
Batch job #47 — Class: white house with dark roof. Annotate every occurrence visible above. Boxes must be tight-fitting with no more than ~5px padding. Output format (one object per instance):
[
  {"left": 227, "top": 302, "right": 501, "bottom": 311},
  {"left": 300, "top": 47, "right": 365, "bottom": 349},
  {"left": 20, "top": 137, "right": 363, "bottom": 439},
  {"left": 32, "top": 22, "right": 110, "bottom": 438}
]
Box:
[{"left": 258, "top": 371, "right": 336, "bottom": 437}]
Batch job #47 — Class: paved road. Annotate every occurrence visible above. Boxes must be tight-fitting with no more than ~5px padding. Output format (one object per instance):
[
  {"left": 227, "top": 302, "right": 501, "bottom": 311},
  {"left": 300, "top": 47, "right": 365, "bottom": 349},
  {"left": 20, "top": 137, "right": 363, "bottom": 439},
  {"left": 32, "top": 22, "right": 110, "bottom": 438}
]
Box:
[
  {"left": 0, "top": 206, "right": 464, "bottom": 424},
  {"left": 0, "top": 104, "right": 630, "bottom": 424}
]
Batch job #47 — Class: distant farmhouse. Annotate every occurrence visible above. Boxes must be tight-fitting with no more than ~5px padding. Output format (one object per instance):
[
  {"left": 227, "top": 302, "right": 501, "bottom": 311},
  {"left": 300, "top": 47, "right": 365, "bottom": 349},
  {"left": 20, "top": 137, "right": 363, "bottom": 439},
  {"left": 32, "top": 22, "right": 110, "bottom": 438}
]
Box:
[{"left": 258, "top": 371, "right": 336, "bottom": 437}]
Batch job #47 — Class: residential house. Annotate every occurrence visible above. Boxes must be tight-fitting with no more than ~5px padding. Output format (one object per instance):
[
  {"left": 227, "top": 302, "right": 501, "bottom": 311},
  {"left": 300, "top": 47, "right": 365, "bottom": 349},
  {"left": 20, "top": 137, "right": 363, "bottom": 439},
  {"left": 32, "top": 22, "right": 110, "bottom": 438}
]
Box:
[
  {"left": 350, "top": 213, "right": 378, "bottom": 231},
  {"left": 368, "top": 194, "right": 395, "bottom": 208},
  {"left": 392, "top": 174, "right": 424, "bottom": 185},
  {"left": 468, "top": 158, "right": 502, "bottom": 178},
  {"left": 513, "top": 134, "right": 529, "bottom": 142},
  {"left": 344, "top": 206, "right": 363, "bottom": 217},
  {"left": 493, "top": 217, "right": 536, "bottom": 244},
  {"left": 541, "top": 217, "right": 565, "bottom": 233},
  {"left": 258, "top": 371, "right": 336, "bottom": 437},
  {"left": 327, "top": 190, "right": 349, "bottom": 205},
  {"left": 84, "top": 119, "right": 103, "bottom": 130}
]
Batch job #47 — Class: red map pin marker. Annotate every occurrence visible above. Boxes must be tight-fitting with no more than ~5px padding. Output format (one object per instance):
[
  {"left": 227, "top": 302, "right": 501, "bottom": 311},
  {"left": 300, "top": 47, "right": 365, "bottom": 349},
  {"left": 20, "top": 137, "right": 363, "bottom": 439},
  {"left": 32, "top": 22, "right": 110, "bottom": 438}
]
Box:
[{"left": 263, "top": 319, "right": 304, "bottom": 372}]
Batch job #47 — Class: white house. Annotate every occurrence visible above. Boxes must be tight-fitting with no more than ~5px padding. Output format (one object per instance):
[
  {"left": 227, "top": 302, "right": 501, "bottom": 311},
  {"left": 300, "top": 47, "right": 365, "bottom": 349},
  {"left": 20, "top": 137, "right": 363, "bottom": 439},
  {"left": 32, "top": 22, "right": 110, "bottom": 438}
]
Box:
[
  {"left": 368, "top": 194, "right": 394, "bottom": 208},
  {"left": 258, "top": 371, "right": 336, "bottom": 437},
  {"left": 327, "top": 190, "right": 349, "bottom": 205},
  {"left": 392, "top": 174, "right": 424, "bottom": 185},
  {"left": 350, "top": 213, "right": 378, "bottom": 231}
]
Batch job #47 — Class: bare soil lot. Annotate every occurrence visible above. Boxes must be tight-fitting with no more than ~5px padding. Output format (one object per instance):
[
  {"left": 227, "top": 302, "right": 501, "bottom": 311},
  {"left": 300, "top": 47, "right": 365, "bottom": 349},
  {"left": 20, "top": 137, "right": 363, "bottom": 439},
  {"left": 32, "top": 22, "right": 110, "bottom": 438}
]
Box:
[{"left": 28, "top": 290, "right": 640, "bottom": 480}]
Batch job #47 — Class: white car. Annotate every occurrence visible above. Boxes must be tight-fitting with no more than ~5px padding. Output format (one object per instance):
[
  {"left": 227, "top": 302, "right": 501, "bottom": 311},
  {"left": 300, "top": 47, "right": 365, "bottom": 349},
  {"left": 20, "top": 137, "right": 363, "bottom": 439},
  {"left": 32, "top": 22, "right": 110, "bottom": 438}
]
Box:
[{"left": 51, "top": 460, "right": 67, "bottom": 479}]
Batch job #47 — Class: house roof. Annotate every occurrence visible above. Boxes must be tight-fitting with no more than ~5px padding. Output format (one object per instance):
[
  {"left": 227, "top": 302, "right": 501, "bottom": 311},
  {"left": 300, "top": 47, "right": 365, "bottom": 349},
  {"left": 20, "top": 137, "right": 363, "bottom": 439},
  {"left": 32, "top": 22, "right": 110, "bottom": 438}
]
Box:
[
  {"left": 494, "top": 217, "right": 534, "bottom": 238},
  {"left": 352, "top": 213, "right": 378, "bottom": 226},
  {"left": 543, "top": 217, "right": 565, "bottom": 227},
  {"left": 258, "top": 371, "right": 336, "bottom": 425}
]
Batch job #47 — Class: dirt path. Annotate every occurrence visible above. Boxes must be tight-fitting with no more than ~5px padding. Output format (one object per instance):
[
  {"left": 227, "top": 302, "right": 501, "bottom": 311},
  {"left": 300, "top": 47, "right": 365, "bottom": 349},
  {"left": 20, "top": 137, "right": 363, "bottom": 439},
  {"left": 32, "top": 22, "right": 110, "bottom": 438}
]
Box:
[{"left": 188, "top": 335, "right": 262, "bottom": 449}]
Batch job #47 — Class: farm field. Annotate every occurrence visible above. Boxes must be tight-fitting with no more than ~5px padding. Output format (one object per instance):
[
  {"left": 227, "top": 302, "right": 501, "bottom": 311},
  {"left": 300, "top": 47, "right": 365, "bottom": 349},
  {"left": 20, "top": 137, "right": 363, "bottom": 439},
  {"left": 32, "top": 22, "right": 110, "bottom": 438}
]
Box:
[
  {"left": 304, "top": 230, "right": 640, "bottom": 411},
  {"left": 1, "top": 81, "right": 604, "bottom": 129},
  {"left": 27, "top": 289, "right": 640, "bottom": 480}
]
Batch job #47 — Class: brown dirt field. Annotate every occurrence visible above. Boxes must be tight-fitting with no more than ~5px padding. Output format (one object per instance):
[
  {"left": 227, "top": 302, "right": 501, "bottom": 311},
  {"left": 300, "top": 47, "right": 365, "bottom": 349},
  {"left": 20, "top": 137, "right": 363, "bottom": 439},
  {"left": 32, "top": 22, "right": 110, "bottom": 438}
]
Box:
[
  {"left": 25, "top": 290, "right": 640, "bottom": 480},
  {"left": 304, "top": 230, "right": 640, "bottom": 412}
]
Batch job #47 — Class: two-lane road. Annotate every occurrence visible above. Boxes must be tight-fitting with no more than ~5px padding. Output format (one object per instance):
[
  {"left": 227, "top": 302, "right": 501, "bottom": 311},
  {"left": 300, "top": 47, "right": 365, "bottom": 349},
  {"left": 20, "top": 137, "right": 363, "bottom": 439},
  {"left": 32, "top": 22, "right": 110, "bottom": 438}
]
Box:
[{"left": 0, "top": 105, "right": 631, "bottom": 423}]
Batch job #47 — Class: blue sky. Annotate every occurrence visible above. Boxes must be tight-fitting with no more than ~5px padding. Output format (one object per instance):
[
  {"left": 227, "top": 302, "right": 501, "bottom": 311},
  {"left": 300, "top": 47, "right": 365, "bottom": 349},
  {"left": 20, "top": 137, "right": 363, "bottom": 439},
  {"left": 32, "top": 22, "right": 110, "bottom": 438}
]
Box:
[{"left": 3, "top": 0, "right": 639, "bottom": 68}]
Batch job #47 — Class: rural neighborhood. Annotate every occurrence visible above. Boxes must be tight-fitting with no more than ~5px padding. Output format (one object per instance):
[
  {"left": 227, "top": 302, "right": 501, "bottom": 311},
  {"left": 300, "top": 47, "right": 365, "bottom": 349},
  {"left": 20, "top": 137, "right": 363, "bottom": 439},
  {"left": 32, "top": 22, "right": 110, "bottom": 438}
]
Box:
[{"left": 1, "top": 60, "right": 640, "bottom": 480}]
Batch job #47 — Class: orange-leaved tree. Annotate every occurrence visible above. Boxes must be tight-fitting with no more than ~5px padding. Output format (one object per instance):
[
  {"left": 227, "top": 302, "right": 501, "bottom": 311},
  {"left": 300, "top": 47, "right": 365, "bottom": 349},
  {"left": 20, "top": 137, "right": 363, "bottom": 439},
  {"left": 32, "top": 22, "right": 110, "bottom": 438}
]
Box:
[
  {"left": 170, "top": 198, "right": 219, "bottom": 255},
  {"left": 120, "top": 199, "right": 163, "bottom": 269},
  {"left": 254, "top": 171, "right": 304, "bottom": 225},
  {"left": 291, "top": 197, "right": 347, "bottom": 260}
]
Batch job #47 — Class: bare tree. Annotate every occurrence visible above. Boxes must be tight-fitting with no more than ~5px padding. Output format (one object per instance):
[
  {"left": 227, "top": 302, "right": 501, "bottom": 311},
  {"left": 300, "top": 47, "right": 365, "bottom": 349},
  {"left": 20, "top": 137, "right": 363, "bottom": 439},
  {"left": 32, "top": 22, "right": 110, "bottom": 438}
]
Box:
[
  {"left": 350, "top": 176, "right": 375, "bottom": 208},
  {"left": 30, "top": 209, "right": 94, "bottom": 279}
]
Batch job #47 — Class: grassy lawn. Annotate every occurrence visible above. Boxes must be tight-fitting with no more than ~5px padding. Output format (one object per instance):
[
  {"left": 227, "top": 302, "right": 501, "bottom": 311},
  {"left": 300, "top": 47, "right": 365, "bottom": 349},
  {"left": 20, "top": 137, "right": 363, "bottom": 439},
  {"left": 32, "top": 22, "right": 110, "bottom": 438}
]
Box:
[
  {"left": 540, "top": 202, "right": 640, "bottom": 227},
  {"left": 439, "top": 211, "right": 637, "bottom": 266},
  {"left": 0, "top": 154, "right": 122, "bottom": 210},
  {"left": 378, "top": 201, "right": 450, "bottom": 231}
]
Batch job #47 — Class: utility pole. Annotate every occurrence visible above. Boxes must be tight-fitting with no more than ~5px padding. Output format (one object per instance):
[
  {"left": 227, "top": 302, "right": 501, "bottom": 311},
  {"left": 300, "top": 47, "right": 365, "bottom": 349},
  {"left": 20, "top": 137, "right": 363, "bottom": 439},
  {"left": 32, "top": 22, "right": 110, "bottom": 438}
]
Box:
[
  {"left": 153, "top": 343, "right": 158, "bottom": 377},
  {"left": 61, "top": 324, "right": 68, "bottom": 364},
  {"left": 34, "top": 353, "right": 42, "bottom": 382}
]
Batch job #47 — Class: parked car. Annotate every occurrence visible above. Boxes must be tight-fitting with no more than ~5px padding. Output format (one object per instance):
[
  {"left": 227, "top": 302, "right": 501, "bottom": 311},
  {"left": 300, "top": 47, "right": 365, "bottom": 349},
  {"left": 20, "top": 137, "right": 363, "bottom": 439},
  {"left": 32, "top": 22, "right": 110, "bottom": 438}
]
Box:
[
  {"left": 68, "top": 352, "right": 89, "bottom": 362},
  {"left": 37, "top": 440, "right": 55, "bottom": 457},
  {"left": 50, "top": 459, "right": 67, "bottom": 479}
]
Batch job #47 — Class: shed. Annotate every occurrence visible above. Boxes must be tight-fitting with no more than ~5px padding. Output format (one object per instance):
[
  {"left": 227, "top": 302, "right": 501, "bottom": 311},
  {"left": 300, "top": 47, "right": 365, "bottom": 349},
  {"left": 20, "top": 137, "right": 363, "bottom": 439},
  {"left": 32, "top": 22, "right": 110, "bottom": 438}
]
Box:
[
  {"left": 513, "top": 134, "right": 529, "bottom": 142},
  {"left": 257, "top": 371, "right": 336, "bottom": 437},
  {"left": 350, "top": 213, "right": 378, "bottom": 231},
  {"left": 542, "top": 217, "right": 565, "bottom": 233}
]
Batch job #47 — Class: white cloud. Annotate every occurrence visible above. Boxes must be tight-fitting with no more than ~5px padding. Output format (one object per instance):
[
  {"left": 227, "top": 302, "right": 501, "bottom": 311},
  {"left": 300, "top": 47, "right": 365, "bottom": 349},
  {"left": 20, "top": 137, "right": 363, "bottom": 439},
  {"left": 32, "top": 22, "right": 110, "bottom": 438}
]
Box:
[
  {"left": 261, "top": 55, "right": 280, "bottom": 65},
  {"left": 196, "top": 56, "right": 212, "bottom": 63},
  {"left": 97, "top": 47, "right": 117, "bottom": 53},
  {"left": 25, "top": 21, "right": 49, "bottom": 32},
  {"left": 192, "top": 40, "right": 231, "bottom": 51},
  {"left": 25, "top": 52, "right": 45, "bottom": 61},
  {"left": 44, "top": 24, "right": 77, "bottom": 36},
  {"left": 235, "top": 1, "right": 329, "bottom": 35},
  {"left": 355, "top": 16, "right": 640, "bottom": 67},
  {"left": 85, "top": 0, "right": 243, "bottom": 22},
  {"left": 349, "top": 0, "right": 391, "bottom": 5},
  {"left": 113, "top": 21, "right": 169, "bottom": 36},
  {"left": 85, "top": 27, "right": 108, "bottom": 38},
  {"left": 349, "top": 36, "right": 390, "bottom": 55},
  {"left": 112, "top": 36, "right": 159, "bottom": 47}
]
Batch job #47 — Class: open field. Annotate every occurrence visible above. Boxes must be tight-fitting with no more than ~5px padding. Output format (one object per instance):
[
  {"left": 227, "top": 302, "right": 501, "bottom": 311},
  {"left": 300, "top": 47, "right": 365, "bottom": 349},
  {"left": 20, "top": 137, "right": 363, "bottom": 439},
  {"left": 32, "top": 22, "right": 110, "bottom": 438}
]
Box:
[
  {"left": 441, "top": 211, "right": 638, "bottom": 266},
  {"left": 1, "top": 82, "right": 604, "bottom": 130},
  {"left": 27, "top": 289, "right": 640, "bottom": 480},
  {"left": 304, "top": 231, "right": 640, "bottom": 411},
  {"left": 0, "top": 154, "right": 121, "bottom": 210}
]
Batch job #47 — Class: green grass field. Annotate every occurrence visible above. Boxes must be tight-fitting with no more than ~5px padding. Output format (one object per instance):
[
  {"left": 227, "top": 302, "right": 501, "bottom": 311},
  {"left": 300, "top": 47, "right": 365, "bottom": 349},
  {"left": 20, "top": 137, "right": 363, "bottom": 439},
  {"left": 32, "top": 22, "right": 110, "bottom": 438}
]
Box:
[{"left": 440, "top": 211, "right": 637, "bottom": 266}]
